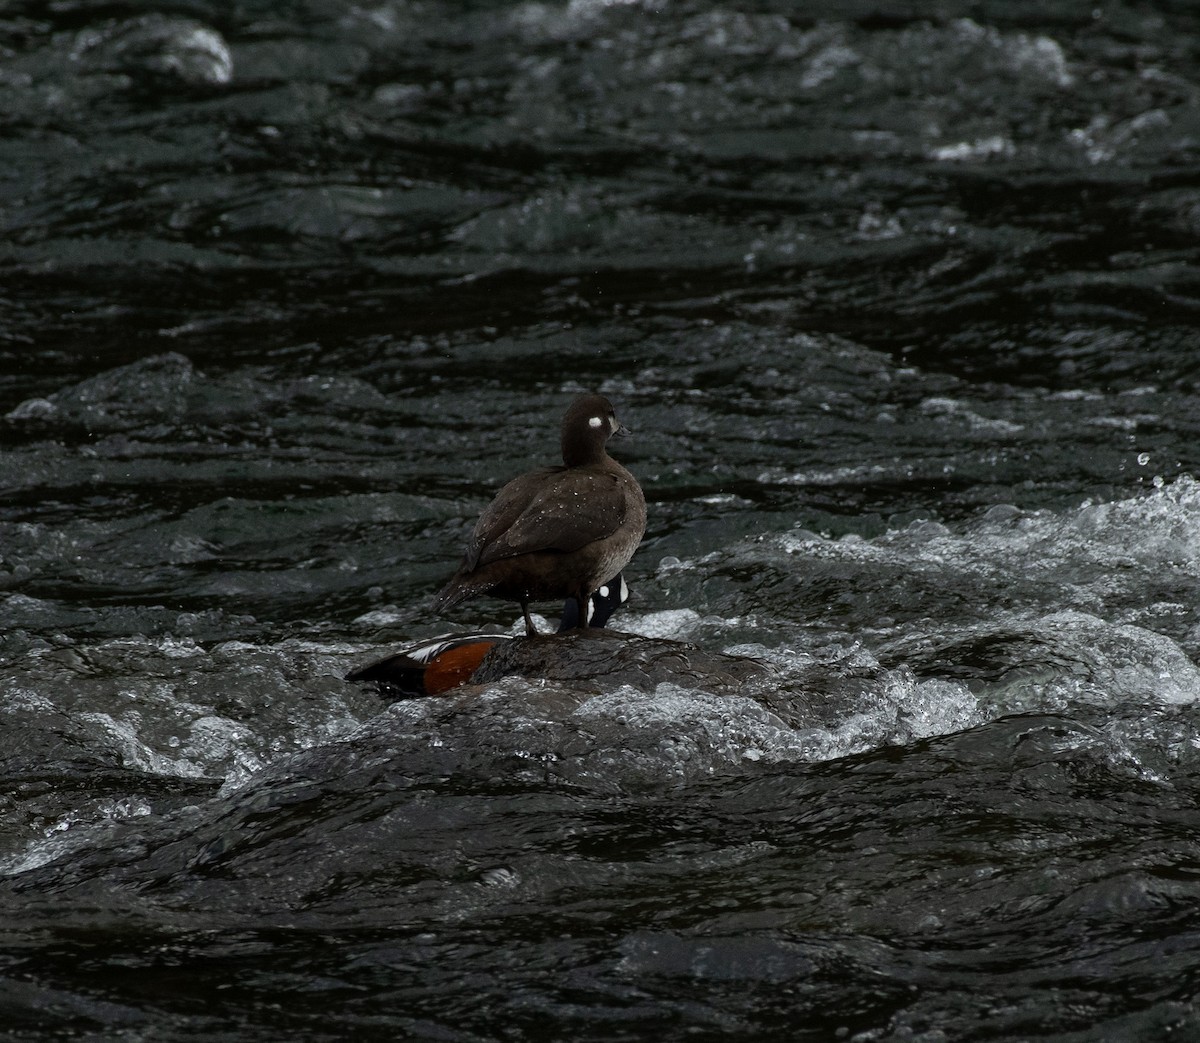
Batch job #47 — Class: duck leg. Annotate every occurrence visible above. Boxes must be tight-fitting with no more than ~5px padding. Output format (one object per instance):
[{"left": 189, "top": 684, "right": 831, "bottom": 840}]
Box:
[{"left": 521, "top": 601, "right": 539, "bottom": 637}]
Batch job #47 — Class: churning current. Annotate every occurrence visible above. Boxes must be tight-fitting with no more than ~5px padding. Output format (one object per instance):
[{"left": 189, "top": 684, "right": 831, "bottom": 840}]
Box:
[{"left": 2, "top": 1, "right": 1200, "bottom": 1040}]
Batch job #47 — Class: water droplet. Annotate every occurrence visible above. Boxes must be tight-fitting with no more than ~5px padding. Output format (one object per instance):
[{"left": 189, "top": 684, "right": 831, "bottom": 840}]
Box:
[{"left": 1137, "top": 452, "right": 1150, "bottom": 465}]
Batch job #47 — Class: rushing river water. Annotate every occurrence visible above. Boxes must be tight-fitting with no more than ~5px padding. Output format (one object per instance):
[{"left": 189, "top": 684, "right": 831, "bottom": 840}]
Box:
[{"left": 3, "top": 0, "right": 1200, "bottom": 1039}]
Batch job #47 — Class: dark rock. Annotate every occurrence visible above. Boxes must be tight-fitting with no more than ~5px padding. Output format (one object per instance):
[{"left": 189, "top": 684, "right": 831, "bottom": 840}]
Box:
[{"left": 469, "top": 628, "right": 766, "bottom": 694}]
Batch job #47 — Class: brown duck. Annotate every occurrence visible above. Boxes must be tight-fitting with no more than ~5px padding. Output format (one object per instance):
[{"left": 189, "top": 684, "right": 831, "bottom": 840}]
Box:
[{"left": 434, "top": 394, "right": 646, "bottom": 636}]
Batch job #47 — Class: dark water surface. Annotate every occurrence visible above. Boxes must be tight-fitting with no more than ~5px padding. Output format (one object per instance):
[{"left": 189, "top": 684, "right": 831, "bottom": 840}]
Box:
[{"left": 3, "top": 0, "right": 1200, "bottom": 1039}]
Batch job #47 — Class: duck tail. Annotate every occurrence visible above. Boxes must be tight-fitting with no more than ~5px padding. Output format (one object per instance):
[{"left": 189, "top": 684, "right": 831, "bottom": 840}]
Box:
[{"left": 432, "top": 570, "right": 482, "bottom": 614}]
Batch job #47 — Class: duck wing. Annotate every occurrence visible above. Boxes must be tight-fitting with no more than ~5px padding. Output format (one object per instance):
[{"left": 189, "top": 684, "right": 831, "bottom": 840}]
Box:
[{"left": 468, "top": 468, "right": 628, "bottom": 568}]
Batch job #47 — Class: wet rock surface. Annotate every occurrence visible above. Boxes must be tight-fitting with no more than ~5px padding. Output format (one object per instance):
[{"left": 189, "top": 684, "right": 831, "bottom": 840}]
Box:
[{"left": 469, "top": 628, "right": 767, "bottom": 693}]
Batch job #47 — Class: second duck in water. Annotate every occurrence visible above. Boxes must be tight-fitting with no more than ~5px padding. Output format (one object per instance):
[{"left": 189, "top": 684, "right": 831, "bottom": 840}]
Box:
[{"left": 434, "top": 394, "right": 646, "bottom": 635}]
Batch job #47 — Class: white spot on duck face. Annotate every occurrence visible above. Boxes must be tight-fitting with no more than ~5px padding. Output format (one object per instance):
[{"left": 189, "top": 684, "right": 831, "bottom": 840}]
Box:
[{"left": 588, "top": 416, "right": 603, "bottom": 429}]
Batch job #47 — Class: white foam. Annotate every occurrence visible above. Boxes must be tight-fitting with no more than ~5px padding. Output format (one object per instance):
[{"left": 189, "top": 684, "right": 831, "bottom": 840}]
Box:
[
  {"left": 621, "top": 609, "right": 704, "bottom": 639},
  {"left": 928, "top": 135, "right": 1015, "bottom": 162},
  {"left": 1036, "top": 610, "right": 1200, "bottom": 706},
  {"left": 1, "top": 798, "right": 154, "bottom": 876},
  {"left": 572, "top": 667, "right": 980, "bottom": 770},
  {"left": 77, "top": 711, "right": 209, "bottom": 779}
]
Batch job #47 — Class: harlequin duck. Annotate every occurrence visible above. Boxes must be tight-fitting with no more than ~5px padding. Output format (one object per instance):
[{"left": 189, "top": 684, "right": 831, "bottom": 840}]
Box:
[
  {"left": 347, "top": 574, "right": 629, "bottom": 699},
  {"left": 433, "top": 394, "right": 646, "bottom": 636}
]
